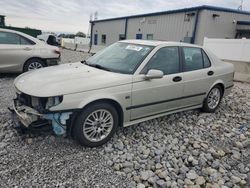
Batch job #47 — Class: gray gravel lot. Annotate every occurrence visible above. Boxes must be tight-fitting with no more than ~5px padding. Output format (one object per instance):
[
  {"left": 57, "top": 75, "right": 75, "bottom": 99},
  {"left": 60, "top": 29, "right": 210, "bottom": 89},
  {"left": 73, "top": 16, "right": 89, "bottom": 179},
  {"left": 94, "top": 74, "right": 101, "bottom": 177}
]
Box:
[
  {"left": 60, "top": 48, "right": 91, "bottom": 64},
  {"left": 0, "top": 49, "right": 250, "bottom": 187}
]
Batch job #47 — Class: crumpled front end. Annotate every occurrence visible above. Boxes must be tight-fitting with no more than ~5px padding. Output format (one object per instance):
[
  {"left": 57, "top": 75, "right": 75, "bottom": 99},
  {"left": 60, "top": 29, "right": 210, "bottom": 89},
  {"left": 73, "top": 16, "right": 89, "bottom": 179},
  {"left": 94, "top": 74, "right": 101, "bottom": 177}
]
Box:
[{"left": 12, "top": 91, "right": 72, "bottom": 136}]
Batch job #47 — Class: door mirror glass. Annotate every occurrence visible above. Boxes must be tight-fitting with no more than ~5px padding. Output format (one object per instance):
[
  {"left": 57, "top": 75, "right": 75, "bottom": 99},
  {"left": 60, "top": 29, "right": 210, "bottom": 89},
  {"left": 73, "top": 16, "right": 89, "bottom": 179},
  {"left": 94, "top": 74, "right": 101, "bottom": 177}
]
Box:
[{"left": 145, "top": 69, "right": 163, "bottom": 79}]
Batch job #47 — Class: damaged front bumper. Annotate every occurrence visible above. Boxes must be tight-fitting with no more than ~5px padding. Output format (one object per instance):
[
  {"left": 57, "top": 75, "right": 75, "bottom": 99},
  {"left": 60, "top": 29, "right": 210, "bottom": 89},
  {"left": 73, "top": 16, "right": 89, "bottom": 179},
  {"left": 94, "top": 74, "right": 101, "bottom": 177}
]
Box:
[
  {"left": 11, "top": 97, "right": 72, "bottom": 136},
  {"left": 12, "top": 99, "right": 42, "bottom": 127}
]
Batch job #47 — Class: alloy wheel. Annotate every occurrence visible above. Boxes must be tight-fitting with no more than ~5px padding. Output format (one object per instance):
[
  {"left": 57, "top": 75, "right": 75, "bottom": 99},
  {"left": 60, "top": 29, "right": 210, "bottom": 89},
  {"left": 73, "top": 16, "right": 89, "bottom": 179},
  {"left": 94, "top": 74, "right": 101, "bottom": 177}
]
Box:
[
  {"left": 28, "top": 62, "right": 43, "bottom": 71},
  {"left": 207, "top": 87, "right": 221, "bottom": 109},
  {"left": 83, "top": 109, "right": 114, "bottom": 142}
]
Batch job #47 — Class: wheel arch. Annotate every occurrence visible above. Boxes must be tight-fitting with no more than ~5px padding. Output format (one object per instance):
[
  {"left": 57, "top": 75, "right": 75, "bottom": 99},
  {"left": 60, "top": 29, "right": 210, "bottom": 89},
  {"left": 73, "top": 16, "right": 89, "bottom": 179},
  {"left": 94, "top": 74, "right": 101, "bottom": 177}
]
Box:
[
  {"left": 69, "top": 98, "right": 124, "bottom": 137},
  {"left": 207, "top": 80, "right": 225, "bottom": 98},
  {"left": 23, "top": 57, "right": 47, "bottom": 72},
  {"left": 83, "top": 98, "right": 124, "bottom": 126},
  {"left": 202, "top": 80, "right": 225, "bottom": 112}
]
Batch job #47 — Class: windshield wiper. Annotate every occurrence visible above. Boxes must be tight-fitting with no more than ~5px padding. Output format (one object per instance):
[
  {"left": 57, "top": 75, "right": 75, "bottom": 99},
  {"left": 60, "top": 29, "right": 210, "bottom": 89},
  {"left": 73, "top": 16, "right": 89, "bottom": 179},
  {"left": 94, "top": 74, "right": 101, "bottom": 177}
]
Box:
[
  {"left": 88, "top": 64, "right": 111, "bottom": 72},
  {"left": 81, "top": 61, "right": 111, "bottom": 72}
]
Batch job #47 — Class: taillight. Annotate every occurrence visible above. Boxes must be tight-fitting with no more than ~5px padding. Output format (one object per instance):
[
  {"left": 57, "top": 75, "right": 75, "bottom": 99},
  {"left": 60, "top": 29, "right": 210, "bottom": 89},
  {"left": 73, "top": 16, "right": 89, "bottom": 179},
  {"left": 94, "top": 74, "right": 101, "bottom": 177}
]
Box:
[{"left": 53, "top": 49, "right": 61, "bottom": 58}]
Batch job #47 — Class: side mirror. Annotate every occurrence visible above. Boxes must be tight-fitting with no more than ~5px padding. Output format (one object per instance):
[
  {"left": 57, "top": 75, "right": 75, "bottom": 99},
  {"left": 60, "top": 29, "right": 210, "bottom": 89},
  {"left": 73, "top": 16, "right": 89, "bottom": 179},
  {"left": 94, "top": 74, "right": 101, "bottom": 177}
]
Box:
[{"left": 144, "top": 69, "right": 164, "bottom": 80}]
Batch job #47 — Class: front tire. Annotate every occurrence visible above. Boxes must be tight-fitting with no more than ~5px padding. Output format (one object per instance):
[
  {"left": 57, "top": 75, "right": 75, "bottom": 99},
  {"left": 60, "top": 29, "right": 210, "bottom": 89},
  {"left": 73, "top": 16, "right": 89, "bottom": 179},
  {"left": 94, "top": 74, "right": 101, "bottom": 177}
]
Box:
[
  {"left": 23, "top": 58, "right": 46, "bottom": 72},
  {"left": 73, "top": 102, "right": 119, "bottom": 147},
  {"left": 202, "top": 85, "right": 222, "bottom": 113}
]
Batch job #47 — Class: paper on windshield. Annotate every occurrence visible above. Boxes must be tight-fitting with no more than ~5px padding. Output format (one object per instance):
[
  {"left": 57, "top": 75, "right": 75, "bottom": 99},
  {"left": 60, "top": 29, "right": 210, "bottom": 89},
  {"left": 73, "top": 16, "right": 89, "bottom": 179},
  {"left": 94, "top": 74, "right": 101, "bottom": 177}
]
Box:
[{"left": 126, "top": 45, "right": 143, "bottom": 51}]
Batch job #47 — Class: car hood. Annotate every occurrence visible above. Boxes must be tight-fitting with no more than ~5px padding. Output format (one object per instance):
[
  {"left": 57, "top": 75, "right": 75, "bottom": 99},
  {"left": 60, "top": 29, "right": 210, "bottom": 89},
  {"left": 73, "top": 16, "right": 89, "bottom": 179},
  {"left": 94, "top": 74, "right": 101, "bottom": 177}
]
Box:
[{"left": 14, "top": 62, "right": 133, "bottom": 97}]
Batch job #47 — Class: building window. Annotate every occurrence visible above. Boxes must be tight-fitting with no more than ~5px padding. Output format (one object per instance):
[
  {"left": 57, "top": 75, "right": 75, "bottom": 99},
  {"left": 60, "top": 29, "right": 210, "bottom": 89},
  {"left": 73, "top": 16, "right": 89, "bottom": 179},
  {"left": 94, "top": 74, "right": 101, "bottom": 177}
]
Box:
[
  {"left": 119, "top": 34, "right": 126, "bottom": 40},
  {"left": 136, "top": 34, "right": 143, "bottom": 39},
  {"left": 94, "top": 34, "right": 98, "bottom": 45},
  {"left": 146, "top": 34, "right": 153, "bottom": 40},
  {"left": 101, "top": 34, "right": 106, "bottom": 45}
]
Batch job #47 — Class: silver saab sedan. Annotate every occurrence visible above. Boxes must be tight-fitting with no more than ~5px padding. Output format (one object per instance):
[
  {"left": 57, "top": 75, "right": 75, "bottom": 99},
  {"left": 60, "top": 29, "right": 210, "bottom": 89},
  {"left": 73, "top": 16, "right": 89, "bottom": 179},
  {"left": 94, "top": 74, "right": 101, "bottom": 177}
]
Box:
[{"left": 12, "top": 40, "right": 234, "bottom": 147}]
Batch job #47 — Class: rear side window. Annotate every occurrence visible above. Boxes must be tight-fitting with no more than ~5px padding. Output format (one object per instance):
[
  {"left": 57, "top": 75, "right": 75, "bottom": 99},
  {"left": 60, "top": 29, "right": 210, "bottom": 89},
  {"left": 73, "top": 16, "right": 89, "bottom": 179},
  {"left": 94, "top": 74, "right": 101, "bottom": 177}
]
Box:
[
  {"left": 183, "top": 47, "right": 203, "bottom": 71},
  {"left": 202, "top": 50, "right": 211, "bottom": 68},
  {"left": 0, "top": 31, "right": 35, "bottom": 45},
  {"left": 20, "top": 36, "right": 35, "bottom": 45}
]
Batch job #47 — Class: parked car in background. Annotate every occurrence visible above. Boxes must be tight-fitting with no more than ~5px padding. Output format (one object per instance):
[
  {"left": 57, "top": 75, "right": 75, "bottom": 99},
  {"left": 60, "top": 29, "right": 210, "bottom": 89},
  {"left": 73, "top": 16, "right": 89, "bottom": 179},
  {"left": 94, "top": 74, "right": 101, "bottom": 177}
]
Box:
[
  {"left": 37, "top": 34, "right": 59, "bottom": 46},
  {"left": 0, "top": 29, "right": 60, "bottom": 73},
  {"left": 12, "top": 40, "right": 234, "bottom": 147}
]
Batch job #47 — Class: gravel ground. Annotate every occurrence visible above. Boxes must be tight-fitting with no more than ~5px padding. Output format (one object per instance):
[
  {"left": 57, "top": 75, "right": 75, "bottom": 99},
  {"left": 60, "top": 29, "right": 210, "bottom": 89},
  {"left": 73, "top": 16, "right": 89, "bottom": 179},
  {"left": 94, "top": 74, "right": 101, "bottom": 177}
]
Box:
[
  {"left": 0, "top": 49, "right": 250, "bottom": 187},
  {"left": 60, "top": 48, "right": 91, "bottom": 64}
]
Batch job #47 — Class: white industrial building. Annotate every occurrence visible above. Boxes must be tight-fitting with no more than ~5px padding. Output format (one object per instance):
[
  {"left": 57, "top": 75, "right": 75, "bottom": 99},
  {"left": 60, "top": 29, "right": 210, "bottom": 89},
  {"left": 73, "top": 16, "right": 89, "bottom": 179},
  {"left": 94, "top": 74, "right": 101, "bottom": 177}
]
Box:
[{"left": 90, "top": 5, "right": 250, "bottom": 46}]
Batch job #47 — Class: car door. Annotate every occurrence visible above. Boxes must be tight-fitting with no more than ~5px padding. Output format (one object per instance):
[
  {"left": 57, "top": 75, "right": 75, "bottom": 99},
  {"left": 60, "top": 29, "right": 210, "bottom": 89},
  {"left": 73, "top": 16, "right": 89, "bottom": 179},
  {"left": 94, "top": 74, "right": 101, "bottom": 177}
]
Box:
[
  {"left": 181, "top": 46, "right": 214, "bottom": 106},
  {"left": 130, "top": 46, "right": 184, "bottom": 120},
  {"left": 0, "top": 31, "right": 34, "bottom": 72}
]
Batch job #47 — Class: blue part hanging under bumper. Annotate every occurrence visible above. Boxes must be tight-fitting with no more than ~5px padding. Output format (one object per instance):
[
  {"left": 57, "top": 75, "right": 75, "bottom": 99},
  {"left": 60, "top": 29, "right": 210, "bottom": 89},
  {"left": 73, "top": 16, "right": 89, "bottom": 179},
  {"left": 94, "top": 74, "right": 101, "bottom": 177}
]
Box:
[{"left": 43, "top": 112, "right": 72, "bottom": 136}]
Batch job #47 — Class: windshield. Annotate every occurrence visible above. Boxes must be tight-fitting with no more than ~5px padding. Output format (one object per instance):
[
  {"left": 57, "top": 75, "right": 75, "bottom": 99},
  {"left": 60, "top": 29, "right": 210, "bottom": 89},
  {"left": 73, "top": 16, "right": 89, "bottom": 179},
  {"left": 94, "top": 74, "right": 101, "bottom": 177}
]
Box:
[{"left": 86, "top": 42, "right": 154, "bottom": 74}]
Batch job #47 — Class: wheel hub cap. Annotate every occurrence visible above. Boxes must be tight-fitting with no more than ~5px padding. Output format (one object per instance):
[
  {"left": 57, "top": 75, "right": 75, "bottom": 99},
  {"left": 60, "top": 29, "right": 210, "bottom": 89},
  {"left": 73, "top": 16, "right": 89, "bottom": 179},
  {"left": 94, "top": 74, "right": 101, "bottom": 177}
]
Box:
[
  {"left": 28, "top": 62, "right": 43, "bottom": 71},
  {"left": 207, "top": 88, "right": 221, "bottom": 109},
  {"left": 83, "top": 109, "right": 114, "bottom": 142}
]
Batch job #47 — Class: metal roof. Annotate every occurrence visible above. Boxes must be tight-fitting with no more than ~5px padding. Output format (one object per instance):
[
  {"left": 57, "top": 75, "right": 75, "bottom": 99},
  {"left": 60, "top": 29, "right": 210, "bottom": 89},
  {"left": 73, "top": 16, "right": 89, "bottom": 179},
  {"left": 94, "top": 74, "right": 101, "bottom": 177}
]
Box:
[{"left": 91, "top": 5, "right": 250, "bottom": 23}]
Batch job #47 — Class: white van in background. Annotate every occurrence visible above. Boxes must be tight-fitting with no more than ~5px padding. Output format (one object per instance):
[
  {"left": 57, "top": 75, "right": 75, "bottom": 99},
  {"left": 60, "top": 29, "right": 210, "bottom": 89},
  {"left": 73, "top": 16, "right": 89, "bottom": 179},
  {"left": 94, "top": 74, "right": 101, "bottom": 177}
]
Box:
[{"left": 37, "top": 34, "right": 59, "bottom": 46}]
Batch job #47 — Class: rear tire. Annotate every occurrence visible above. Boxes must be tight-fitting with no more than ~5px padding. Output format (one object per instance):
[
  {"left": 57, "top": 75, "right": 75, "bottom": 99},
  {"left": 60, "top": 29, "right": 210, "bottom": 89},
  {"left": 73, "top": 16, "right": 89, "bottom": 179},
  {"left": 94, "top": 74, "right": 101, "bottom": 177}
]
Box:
[
  {"left": 202, "top": 85, "right": 222, "bottom": 113},
  {"left": 73, "top": 102, "right": 119, "bottom": 147},
  {"left": 23, "top": 58, "right": 46, "bottom": 72}
]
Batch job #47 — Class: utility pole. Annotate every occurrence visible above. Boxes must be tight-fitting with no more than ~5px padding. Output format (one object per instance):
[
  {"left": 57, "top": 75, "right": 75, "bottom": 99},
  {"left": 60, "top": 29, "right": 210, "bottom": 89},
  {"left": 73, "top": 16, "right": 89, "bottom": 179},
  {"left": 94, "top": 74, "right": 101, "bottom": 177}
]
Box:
[
  {"left": 238, "top": 0, "right": 243, "bottom": 10},
  {"left": 94, "top": 11, "right": 98, "bottom": 21},
  {"left": 87, "top": 13, "right": 93, "bottom": 38}
]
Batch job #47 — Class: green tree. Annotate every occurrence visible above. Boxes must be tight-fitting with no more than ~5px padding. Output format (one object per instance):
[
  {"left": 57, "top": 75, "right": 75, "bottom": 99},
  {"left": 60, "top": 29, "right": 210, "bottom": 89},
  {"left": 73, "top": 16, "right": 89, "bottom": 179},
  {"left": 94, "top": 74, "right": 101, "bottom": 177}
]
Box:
[{"left": 76, "top": 31, "right": 86, "bottom": 38}]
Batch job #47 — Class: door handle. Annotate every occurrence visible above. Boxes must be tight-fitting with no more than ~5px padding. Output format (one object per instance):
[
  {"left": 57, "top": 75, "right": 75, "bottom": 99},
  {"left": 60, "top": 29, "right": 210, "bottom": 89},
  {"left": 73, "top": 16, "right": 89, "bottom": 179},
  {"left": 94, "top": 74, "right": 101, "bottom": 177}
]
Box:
[
  {"left": 207, "top": 71, "right": 214, "bottom": 76},
  {"left": 23, "top": 47, "right": 32, "bottom": 51},
  {"left": 173, "top": 76, "right": 182, "bottom": 82}
]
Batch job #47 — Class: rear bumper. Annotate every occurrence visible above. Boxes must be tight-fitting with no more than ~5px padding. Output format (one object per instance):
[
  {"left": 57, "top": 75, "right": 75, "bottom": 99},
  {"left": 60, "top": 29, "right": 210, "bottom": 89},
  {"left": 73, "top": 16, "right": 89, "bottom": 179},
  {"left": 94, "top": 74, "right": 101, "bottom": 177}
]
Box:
[{"left": 45, "top": 58, "right": 60, "bottom": 66}]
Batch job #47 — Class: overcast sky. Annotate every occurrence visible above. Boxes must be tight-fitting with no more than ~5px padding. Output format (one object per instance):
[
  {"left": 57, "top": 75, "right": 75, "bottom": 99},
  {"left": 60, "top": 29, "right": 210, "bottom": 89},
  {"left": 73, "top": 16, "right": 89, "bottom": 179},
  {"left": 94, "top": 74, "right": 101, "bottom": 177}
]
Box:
[{"left": 0, "top": 0, "right": 249, "bottom": 34}]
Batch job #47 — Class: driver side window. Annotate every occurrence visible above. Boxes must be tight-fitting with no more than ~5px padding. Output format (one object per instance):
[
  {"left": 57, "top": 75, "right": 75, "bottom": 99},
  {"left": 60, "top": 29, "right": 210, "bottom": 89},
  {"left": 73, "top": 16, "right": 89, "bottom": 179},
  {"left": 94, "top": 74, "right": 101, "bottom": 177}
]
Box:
[{"left": 142, "top": 47, "right": 180, "bottom": 75}]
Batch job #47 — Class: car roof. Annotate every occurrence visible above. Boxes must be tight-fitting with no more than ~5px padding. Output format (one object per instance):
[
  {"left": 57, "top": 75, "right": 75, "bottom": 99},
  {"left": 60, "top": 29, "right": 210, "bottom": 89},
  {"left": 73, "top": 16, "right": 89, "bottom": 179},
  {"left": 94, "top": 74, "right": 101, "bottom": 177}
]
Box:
[
  {"left": 0, "top": 28, "right": 29, "bottom": 36},
  {"left": 119, "top": 39, "right": 201, "bottom": 48}
]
